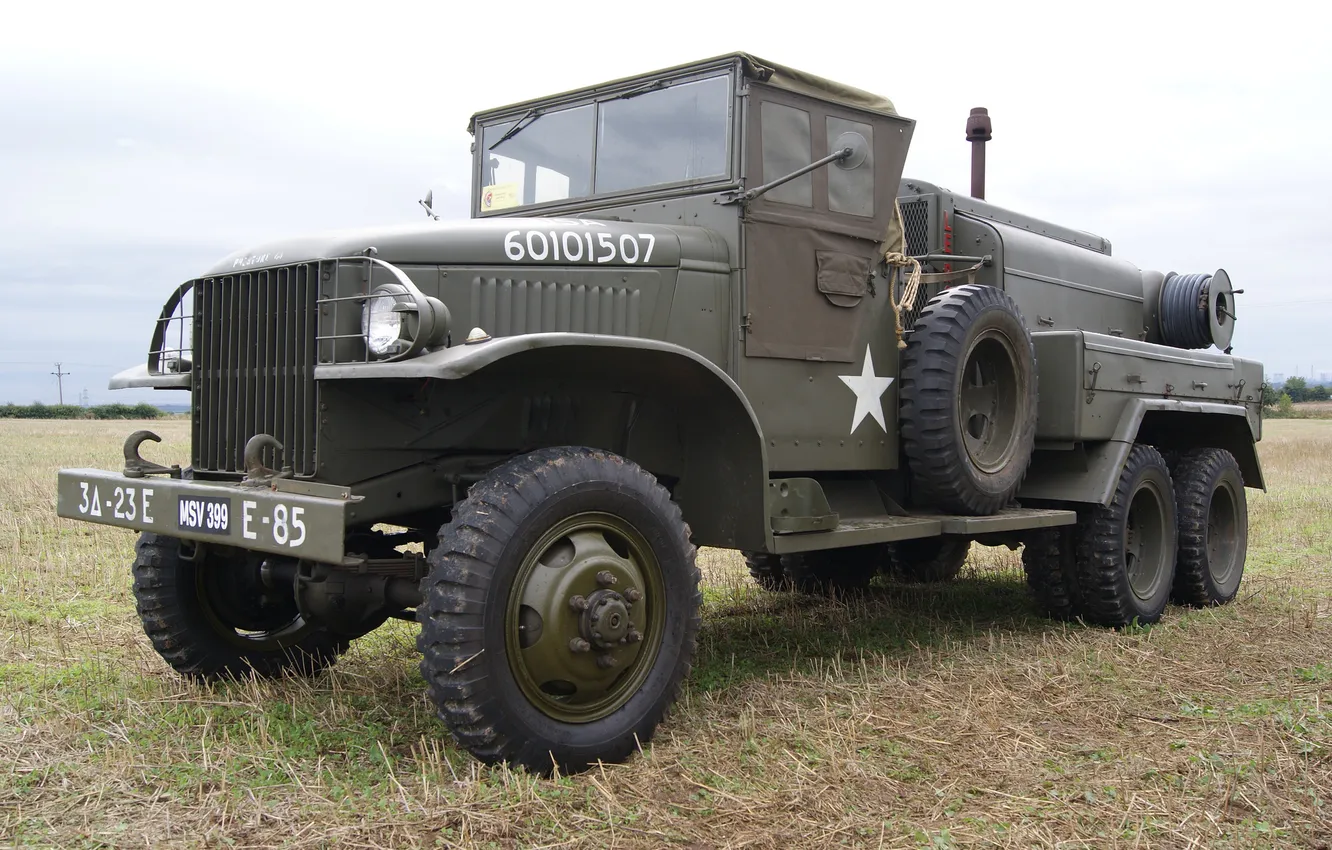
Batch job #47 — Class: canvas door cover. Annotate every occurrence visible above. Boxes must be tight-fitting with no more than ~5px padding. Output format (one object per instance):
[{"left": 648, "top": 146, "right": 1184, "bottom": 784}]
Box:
[{"left": 743, "top": 83, "right": 914, "bottom": 362}]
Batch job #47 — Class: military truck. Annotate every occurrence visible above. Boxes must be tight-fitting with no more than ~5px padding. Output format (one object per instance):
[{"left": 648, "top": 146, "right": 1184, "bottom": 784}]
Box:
[{"left": 56, "top": 53, "right": 1262, "bottom": 773}]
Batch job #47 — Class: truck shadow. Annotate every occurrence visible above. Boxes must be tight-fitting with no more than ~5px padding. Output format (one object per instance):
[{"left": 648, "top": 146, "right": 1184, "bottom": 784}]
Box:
[{"left": 690, "top": 573, "right": 1068, "bottom": 693}]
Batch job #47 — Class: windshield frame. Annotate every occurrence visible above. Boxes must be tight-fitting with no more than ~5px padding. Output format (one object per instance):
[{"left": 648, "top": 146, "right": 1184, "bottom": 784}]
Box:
[{"left": 472, "top": 66, "right": 740, "bottom": 217}]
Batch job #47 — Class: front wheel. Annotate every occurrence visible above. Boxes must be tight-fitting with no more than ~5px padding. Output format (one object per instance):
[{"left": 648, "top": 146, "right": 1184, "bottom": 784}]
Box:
[
  {"left": 132, "top": 533, "right": 348, "bottom": 680},
  {"left": 417, "top": 447, "right": 701, "bottom": 774}
]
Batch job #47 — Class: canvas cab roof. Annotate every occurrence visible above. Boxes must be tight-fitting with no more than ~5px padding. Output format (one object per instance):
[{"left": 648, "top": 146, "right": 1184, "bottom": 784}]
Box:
[{"left": 467, "top": 52, "right": 898, "bottom": 133}]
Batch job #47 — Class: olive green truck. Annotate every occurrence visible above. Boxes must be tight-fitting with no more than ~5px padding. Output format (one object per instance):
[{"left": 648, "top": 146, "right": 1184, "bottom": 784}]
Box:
[{"left": 57, "top": 53, "right": 1262, "bottom": 773}]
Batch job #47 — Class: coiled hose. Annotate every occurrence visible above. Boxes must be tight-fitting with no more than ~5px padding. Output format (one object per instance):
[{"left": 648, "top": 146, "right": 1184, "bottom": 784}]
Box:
[{"left": 1159, "top": 272, "right": 1213, "bottom": 349}]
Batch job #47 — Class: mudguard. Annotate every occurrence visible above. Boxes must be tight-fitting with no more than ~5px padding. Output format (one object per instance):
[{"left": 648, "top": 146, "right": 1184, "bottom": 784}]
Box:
[
  {"left": 318, "top": 334, "right": 772, "bottom": 551},
  {"left": 1020, "top": 398, "right": 1263, "bottom": 506}
]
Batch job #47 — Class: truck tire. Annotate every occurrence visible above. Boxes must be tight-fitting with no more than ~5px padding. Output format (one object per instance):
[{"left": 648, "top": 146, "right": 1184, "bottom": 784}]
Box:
[
  {"left": 1022, "top": 528, "right": 1082, "bottom": 620},
  {"left": 885, "top": 538, "right": 970, "bottom": 583},
  {"left": 1073, "top": 444, "right": 1178, "bottom": 626},
  {"left": 132, "top": 533, "right": 348, "bottom": 680},
  {"left": 900, "top": 284, "right": 1038, "bottom": 515},
  {"left": 744, "top": 551, "right": 788, "bottom": 591},
  {"left": 417, "top": 446, "right": 701, "bottom": 774},
  {"left": 780, "top": 546, "right": 881, "bottom": 595},
  {"left": 1170, "top": 448, "right": 1247, "bottom": 606}
]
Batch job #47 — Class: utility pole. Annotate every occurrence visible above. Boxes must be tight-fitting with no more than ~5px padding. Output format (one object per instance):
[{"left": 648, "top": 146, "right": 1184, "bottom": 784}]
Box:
[{"left": 51, "top": 363, "right": 69, "bottom": 405}]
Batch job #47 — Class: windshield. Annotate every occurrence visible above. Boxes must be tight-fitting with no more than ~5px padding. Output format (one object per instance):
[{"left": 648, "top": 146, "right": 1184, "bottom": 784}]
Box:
[{"left": 478, "top": 75, "right": 731, "bottom": 214}]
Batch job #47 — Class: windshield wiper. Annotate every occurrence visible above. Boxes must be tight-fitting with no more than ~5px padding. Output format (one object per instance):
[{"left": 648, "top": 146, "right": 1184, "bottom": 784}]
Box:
[
  {"left": 488, "top": 108, "right": 543, "bottom": 150},
  {"left": 605, "top": 79, "right": 666, "bottom": 102}
]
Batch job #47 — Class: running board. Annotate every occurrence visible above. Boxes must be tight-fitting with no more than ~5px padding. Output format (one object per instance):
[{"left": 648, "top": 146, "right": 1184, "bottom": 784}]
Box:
[{"left": 770, "top": 507, "right": 1076, "bottom": 555}]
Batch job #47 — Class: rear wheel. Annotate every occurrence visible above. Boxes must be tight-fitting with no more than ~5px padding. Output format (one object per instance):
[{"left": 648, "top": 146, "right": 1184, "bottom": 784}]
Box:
[
  {"left": 417, "top": 447, "right": 700, "bottom": 774},
  {"left": 780, "top": 546, "right": 881, "bottom": 595},
  {"left": 1073, "top": 445, "right": 1178, "bottom": 626},
  {"left": 1170, "top": 448, "right": 1247, "bottom": 606},
  {"left": 1022, "top": 528, "right": 1082, "bottom": 620},
  {"left": 900, "top": 285, "right": 1038, "bottom": 515},
  {"left": 886, "top": 538, "right": 970, "bottom": 583},
  {"left": 132, "top": 533, "right": 348, "bottom": 680},
  {"left": 744, "top": 551, "right": 787, "bottom": 592}
]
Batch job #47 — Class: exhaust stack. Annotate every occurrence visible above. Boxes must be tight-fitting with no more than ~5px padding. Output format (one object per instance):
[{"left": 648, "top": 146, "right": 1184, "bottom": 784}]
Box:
[{"left": 966, "top": 107, "right": 992, "bottom": 200}]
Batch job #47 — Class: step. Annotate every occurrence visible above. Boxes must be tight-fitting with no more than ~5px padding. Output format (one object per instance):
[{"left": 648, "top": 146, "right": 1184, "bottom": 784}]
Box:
[{"left": 770, "top": 507, "right": 1076, "bottom": 554}]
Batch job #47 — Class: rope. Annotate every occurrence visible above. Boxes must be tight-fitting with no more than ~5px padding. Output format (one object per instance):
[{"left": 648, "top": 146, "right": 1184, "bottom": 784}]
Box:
[{"left": 884, "top": 251, "right": 922, "bottom": 350}]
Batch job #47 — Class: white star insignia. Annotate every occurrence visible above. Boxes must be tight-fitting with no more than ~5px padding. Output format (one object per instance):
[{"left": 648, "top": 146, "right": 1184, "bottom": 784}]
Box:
[{"left": 838, "top": 345, "right": 894, "bottom": 433}]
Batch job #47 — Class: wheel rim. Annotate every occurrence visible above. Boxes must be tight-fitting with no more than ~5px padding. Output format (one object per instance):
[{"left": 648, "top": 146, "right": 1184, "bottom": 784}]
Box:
[
  {"left": 506, "top": 512, "right": 665, "bottom": 724},
  {"left": 1206, "top": 478, "right": 1242, "bottom": 587},
  {"left": 957, "top": 329, "right": 1023, "bottom": 474},
  {"left": 1124, "top": 481, "right": 1170, "bottom": 601},
  {"left": 196, "top": 551, "right": 312, "bottom": 652}
]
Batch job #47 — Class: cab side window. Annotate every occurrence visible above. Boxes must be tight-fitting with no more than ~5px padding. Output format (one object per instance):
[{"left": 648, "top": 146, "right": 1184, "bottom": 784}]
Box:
[{"left": 760, "top": 102, "right": 813, "bottom": 207}]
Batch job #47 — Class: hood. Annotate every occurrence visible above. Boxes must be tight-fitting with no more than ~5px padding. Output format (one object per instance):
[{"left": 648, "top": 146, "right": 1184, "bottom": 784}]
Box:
[{"left": 204, "top": 217, "right": 720, "bottom": 276}]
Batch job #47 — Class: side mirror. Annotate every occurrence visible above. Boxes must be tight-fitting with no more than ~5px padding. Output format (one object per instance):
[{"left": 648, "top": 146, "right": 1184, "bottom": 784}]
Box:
[
  {"left": 418, "top": 189, "right": 439, "bottom": 221},
  {"left": 832, "top": 131, "right": 869, "bottom": 170}
]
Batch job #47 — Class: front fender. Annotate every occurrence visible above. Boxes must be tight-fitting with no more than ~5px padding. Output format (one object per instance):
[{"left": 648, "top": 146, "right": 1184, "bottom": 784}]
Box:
[{"left": 317, "top": 334, "right": 772, "bottom": 551}]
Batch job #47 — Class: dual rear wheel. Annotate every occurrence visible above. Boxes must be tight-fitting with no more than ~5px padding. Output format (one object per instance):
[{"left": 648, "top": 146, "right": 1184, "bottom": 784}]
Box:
[{"left": 1023, "top": 445, "right": 1247, "bottom": 626}]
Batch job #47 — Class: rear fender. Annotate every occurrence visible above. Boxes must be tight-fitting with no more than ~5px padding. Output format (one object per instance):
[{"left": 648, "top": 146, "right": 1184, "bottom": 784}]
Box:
[
  {"left": 317, "top": 334, "right": 770, "bottom": 550},
  {"left": 1020, "top": 398, "right": 1263, "bottom": 506}
]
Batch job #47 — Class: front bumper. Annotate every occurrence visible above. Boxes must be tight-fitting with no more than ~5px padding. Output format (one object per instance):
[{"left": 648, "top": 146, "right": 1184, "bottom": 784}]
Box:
[{"left": 56, "top": 469, "right": 355, "bottom": 564}]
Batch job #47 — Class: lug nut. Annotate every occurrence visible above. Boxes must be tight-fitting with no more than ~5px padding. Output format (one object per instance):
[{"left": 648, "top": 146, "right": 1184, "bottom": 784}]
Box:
[
  {"left": 568, "top": 638, "right": 591, "bottom": 653},
  {"left": 568, "top": 595, "right": 588, "bottom": 612},
  {"left": 625, "top": 627, "right": 643, "bottom": 644},
  {"left": 624, "top": 587, "right": 642, "bottom": 603},
  {"left": 596, "top": 654, "right": 617, "bottom": 669},
  {"left": 596, "top": 571, "right": 617, "bottom": 587}
]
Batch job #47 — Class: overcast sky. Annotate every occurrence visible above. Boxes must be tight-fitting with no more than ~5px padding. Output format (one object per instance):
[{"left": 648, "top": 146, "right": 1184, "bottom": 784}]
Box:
[{"left": 3, "top": 0, "right": 1330, "bottom": 404}]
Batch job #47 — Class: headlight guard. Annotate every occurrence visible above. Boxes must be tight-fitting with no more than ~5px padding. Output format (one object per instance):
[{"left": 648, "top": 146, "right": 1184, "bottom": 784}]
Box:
[{"left": 333, "top": 256, "right": 451, "bottom": 362}]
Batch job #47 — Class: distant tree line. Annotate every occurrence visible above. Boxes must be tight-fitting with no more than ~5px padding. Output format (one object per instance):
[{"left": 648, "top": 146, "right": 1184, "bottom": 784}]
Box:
[
  {"left": 1270, "top": 377, "right": 1330, "bottom": 403},
  {"left": 0, "top": 402, "right": 162, "bottom": 420},
  {"left": 1261, "top": 377, "right": 1332, "bottom": 418}
]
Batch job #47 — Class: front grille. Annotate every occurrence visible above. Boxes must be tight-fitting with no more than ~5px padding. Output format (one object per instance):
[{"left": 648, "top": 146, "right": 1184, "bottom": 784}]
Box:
[
  {"left": 899, "top": 197, "right": 931, "bottom": 257},
  {"left": 192, "top": 264, "right": 319, "bottom": 476}
]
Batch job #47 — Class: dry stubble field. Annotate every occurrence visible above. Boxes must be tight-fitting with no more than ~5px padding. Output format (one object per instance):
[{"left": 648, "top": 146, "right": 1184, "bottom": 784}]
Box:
[{"left": 1, "top": 419, "right": 1330, "bottom": 848}]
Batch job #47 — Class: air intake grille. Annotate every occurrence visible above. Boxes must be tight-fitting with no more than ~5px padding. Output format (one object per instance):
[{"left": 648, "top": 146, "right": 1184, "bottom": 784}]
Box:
[
  {"left": 899, "top": 197, "right": 931, "bottom": 257},
  {"left": 192, "top": 264, "right": 318, "bottom": 476}
]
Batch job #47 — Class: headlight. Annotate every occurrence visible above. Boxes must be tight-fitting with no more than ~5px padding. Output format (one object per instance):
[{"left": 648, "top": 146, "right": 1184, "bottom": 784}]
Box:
[
  {"left": 362, "top": 286, "right": 406, "bottom": 356},
  {"left": 361, "top": 282, "right": 451, "bottom": 360}
]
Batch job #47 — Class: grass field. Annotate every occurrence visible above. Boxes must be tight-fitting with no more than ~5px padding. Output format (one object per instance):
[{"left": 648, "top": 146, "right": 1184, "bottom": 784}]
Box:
[{"left": 2, "top": 420, "right": 1330, "bottom": 848}]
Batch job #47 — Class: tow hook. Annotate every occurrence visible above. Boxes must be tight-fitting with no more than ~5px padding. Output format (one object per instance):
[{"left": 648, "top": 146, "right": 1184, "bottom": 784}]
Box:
[
  {"left": 242, "top": 434, "right": 294, "bottom": 485},
  {"left": 122, "top": 430, "right": 181, "bottom": 479}
]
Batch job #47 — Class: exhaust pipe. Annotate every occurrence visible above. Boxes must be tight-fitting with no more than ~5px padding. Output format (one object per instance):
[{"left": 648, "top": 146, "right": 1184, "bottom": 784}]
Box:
[{"left": 966, "top": 107, "right": 992, "bottom": 200}]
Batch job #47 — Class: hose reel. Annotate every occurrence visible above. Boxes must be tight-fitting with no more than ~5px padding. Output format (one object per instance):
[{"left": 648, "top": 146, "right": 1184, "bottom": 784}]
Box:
[{"left": 1158, "top": 269, "right": 1236, "bottom": 351}]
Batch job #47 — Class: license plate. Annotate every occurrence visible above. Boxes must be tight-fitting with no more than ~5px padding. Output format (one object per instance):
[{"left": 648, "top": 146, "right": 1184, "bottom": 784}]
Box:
[{"left": 177, "top": 495, "right": 231, "bottom": 534}]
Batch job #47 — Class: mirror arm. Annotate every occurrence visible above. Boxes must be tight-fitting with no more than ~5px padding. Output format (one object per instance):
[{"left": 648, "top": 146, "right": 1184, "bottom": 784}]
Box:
[{"left": 718, "top": 147, "right": 851, "bottom": 206}]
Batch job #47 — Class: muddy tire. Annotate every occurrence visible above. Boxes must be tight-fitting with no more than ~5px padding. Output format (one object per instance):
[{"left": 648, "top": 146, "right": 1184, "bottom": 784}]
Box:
[
  {"left": 417, "top": 447, "right": 701, "bottom": 774},
  {"left": 886, "top": 538, "right": 970, "bottom": 583},
  {"left": 900, "top": 284, "right": 1038, "bottom": 515},
  {"left": 132, "top": 533, "right": 348, "bottom": 681},
  {"left": 1022, "top": 528, "right": 1082, "bottom": 620},
  {"left": 781, "top": 546, "right": 881, "bottom": 595},
  {"left": 744, "top": 551, "right": 787, "bottom": 592},
  {"left": 1170, "top": 448, "right": 1247, "bottom": 606},
  {"left": 1073, "top": 445, "right": 1178, "bottom": 626}
]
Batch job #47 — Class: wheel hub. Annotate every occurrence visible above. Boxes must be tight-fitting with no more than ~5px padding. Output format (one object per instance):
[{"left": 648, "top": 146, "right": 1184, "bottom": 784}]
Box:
[
  {"left": 506, "top": 514, "right": 664, "bottom": 723},
  {"left": 958, "top": 331, "right": 1022, "bottom": 474},
  {"left": 582, "top": 589, "right": 634, "bottom": 648}
]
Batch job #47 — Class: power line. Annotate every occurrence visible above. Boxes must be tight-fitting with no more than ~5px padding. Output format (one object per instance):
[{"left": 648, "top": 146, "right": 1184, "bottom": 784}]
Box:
[{"left": 1242, "top": 299, "right": 1332, "bottom": 308}]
